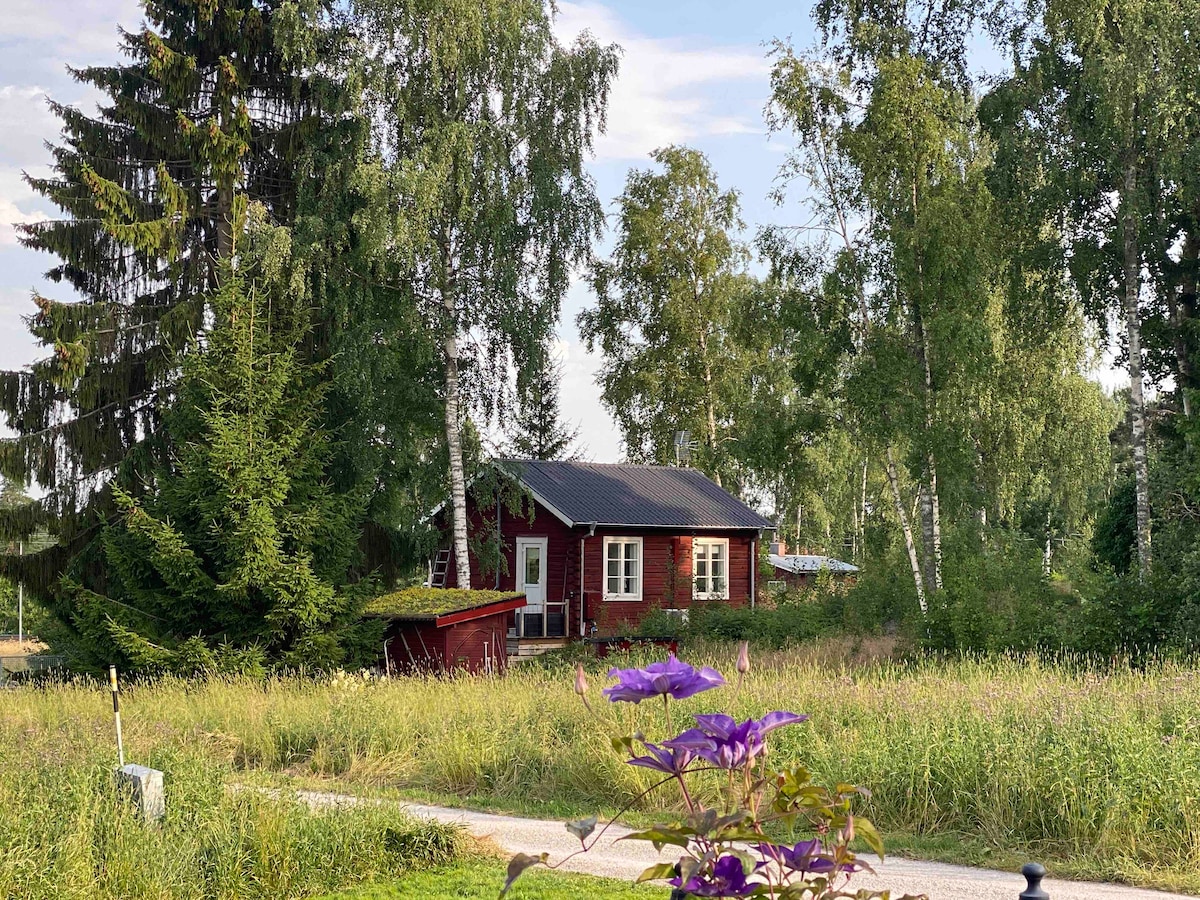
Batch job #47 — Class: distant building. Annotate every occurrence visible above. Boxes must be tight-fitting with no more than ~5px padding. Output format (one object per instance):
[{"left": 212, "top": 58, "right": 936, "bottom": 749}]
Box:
[{"left": 765, "top": 540, "right": 859, "bottom": 592}]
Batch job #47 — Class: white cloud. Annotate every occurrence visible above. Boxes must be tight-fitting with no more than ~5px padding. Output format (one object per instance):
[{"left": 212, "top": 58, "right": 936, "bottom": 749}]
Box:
[{"left": 554, "top": 1, "right": 771, "bottom": 160}]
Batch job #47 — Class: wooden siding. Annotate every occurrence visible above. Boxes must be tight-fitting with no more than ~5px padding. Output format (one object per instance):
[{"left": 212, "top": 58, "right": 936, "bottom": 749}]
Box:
[
  {"left": 583, "top": 529, "right": 757, "bottom": 636},
  {"left": 384, "top": 610, "right": 510, "bottom": 675},
  {"left": 442, "top": 489, "right": 762, "bottom": 638}
]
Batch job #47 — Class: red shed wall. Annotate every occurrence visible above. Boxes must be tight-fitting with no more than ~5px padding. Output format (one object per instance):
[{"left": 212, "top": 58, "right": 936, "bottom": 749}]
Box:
[
  {"left": 384, "top": 611, "right": 510, "bottom": 675},
  {"left": 384, "top": 621, "right": 445, "bottom": 673},
  {"left": 442, "top": 611, "right": 510, "bottom": 673}
]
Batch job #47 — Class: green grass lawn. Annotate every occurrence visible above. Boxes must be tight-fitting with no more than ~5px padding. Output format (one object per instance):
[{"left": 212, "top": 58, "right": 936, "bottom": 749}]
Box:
[{"left": 319, "top": 859, "right": 661, "bottom": 899}]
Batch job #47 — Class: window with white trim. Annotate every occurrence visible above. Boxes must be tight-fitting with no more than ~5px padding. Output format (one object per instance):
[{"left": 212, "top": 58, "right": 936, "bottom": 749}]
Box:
[
  {"left": 693, "top": 538, "right": 729, "bottom": 600},
  {"left": 604, "top": 537, "right": 642, "bottom": 601}
]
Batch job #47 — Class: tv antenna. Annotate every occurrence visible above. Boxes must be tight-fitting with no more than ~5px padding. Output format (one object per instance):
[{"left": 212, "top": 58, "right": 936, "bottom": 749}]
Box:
[{"left": 673, "top": 430, "right": 697, "bottom": 466}]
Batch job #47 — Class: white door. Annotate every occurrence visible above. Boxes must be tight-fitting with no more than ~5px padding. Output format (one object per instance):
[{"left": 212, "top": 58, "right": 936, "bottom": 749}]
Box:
[{"left": 516, "top": 537, "right": 548, "bottom": 636}]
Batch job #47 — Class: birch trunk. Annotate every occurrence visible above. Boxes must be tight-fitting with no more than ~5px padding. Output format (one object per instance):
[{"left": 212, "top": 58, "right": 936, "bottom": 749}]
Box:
[
  {"left": 444, "top": 331, "right": 471, "bottom": 589},
  {"left": 886, "top": 447, "right": 927, "bottom": 614},
  {"left": 1123, "top": 161, "right": 1152, "bottom": 578},
  {"left": 441, "top": 238, "right": 471, "bottom": 589},
  {"left": 915, "top": 324, "right": 944, "bottom": 594},
  {"left": 1043, "top": 510, "right": 1053, "bottom": 577},
  {"left": 1177, "top": 227, "right": 1199, "bottom": 417},
  {"left": 911, "top": 176, "right": 943, "bottom": 594},
  {"left": 699, "top": 331, "right": 721, "bottom": 487}
]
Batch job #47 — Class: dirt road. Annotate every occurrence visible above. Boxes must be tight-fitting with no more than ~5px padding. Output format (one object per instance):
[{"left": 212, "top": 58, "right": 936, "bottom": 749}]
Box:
[{"left": 289, "top": 789, "right": 1192, "bottom": 900}]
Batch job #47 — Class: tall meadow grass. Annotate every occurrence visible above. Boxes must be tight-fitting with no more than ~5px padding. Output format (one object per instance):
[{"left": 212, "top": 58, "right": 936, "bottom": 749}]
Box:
[{"left": 3, "top": 646, "right": 1199, "bottom": 890}]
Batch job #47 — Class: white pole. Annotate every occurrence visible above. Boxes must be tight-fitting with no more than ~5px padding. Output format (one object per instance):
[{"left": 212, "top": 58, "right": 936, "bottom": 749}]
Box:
[
  {"left": 109, "top": 665, "right": 125, "bottom": 768},
  {"left": 17, "top": 540, "right": 23, "bottom": 650}
]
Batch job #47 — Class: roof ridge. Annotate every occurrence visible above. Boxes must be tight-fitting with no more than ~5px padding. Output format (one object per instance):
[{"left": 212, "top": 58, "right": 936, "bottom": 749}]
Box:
[{"left": 499, "top": 457, "right": 695, "bottom": 471}]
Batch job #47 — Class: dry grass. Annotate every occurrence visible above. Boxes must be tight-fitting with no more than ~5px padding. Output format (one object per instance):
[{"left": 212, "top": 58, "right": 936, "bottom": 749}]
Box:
[{"left": 0, "top": 637, "right": 46, "bottom": 657}]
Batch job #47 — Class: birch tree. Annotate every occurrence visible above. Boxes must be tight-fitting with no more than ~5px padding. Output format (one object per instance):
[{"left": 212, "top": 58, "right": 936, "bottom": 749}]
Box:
[
  {"left": 580, "top": 146, "right": 749, "bottom": 488},
  {"left": 357, "top": 0, "right": 617, "bottom": 587},
  {"left": 983, "top": 0, "right": 1199, "bottom": 578}
]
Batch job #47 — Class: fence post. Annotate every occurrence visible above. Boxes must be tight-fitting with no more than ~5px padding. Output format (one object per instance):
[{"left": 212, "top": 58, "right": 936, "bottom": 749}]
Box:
[{"left": 1020, "top": 862, "right": 1049, "bottom": 899}]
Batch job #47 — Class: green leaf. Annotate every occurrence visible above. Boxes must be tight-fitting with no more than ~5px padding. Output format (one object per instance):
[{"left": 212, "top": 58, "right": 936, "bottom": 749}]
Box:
[
  {"left": 635, "top": 862, "right": 680, "bottom": 883},
  {"left": 617, "top": 827, "right": 691, "bottom": 851},
  {"left": 500, "top": 852, "right": 548, "bottom": 898},
  {"left": 853, "top": 815, "right": 886, "bottom": 859}
]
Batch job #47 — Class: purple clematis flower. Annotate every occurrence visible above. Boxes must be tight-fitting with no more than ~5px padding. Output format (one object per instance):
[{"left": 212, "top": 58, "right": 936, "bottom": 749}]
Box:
[
  {"left": 627, "top": 741, "right": 696, "bottom": 775},
  {"left": 664, "top": 711, "right": 808, "bottom": 769},
  {"left": 755, "top": 839, "right": 858, "bottom": 876},
  {"left": 670, "top": 854, "right": 762, "bottom": 897},
  {"left": 602, "top": 654, "right": 727, "bottom": 703}
]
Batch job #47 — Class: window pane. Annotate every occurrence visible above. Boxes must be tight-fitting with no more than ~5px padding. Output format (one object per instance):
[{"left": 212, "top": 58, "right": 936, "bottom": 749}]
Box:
[
  {"left": 694, "top": 576, "right": 705, "bottom": 594},
  {"left": 711, "top": 542, "right": 725, "bottom": 561},
  {"left": 608, "top": 575, "right": 620, "bottom": 594},
  {"left": 713, "top": 576, "right": 726, "bottom": 594},
  {"left": 625, "top": 541, "right": 638, "bottom": 561},
  {"left": 607, "top": 542, "right": 620, "bottom": 561},
  {"left": 624, "top": 575, "right": 637, "bottom": 594},
  {"left": 712, "top": 556, "right": 725, "bottom": 578},
  {"left": 695, "top": 543, "right": 708, "bottom": 563},
  {"left": 525, "top": 548, "right": 541, "bottom": 585},
  {"left": 696, "top": 559, "right": 708, "bottom": 579},
  {"left": 607, "top": 557, "right": 619, "bottom": 578}
]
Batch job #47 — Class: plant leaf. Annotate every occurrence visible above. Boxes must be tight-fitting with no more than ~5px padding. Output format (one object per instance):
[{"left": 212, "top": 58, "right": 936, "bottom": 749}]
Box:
[
  {"left": 636, "top": 862, "right": 680, "bottom": 883},
  {"left": 565, "top": 816, "right": 598, "bottom": 843},
  {"left": 853, "top": 815, "right": 886, "bottom": 859},
  {"left": 499, "top": 852, "right": 548, "bottom": 898}
]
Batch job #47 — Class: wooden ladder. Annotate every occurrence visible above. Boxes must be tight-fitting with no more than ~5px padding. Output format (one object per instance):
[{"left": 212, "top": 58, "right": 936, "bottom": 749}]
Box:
[{"left": 429, "top": 549, "right": 451, "bottom": 587}]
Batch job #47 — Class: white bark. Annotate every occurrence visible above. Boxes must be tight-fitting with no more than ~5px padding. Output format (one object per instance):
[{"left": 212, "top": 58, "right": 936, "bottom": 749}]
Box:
[
  {"left": 1123, "top": 161, "right": 1152, "bottom": 578},
  {"left": 444, "top": 333, "right": 471, "bottom": 590},
  {"left": 886, "top": 447, "right": 927, "bottom": 615}
]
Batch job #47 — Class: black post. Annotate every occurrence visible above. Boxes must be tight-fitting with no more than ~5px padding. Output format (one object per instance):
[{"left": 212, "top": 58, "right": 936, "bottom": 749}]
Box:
[{"left": 1020, "top": 863, "right": 1049, "bottom": 900}]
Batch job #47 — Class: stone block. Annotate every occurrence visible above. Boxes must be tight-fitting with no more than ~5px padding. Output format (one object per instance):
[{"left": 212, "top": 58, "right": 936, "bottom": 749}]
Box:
[{"left": 116, "top": 763, "right": 165, "bottom": 824}]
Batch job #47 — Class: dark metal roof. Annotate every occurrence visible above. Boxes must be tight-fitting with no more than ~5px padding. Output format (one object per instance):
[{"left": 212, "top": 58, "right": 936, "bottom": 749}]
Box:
[{"left": 497, "top": 459, "right": 775, "bottom": 530}]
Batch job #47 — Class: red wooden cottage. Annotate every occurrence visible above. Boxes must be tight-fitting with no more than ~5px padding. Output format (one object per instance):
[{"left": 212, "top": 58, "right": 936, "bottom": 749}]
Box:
[{"left": 436, "top": 460, "right": 776, "bottom": 654}]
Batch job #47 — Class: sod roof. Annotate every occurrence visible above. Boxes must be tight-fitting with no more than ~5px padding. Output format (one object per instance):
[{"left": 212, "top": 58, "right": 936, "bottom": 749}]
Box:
[{"left": 363, "top": 588, "right": 525, "bottom": 622}]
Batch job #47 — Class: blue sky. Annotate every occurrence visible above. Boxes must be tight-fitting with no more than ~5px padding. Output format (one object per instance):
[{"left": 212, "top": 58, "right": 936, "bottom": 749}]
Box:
[{"left": 0, "top": 1, "right": 1114, "bottom": 466}]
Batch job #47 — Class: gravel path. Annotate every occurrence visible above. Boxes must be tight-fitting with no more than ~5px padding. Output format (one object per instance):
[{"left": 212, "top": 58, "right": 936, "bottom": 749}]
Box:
[{"left": 287, "top": 789, "right": 1193, "bottom": 900}]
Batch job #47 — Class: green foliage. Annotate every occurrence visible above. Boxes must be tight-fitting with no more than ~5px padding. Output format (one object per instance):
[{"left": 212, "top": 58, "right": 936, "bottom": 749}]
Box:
[
  {"left": 56, "top": 259, "right": 368, "bottom": 674},
  {"left": 1092, "top": 478, "right": 1138, "bottom": 576},
  {"left": 0, "top": 0, "right": 341, "bottom": 592},
  {"left": 580, "top": 146, "right": 752, "bottom": 487},
  {"left": 364, "top": 588, "right": 524, "bottom": 620}
]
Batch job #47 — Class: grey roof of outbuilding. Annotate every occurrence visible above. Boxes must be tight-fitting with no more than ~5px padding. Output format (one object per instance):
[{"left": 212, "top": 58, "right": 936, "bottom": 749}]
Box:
[
  {"left": 497, "top": 459, "right": 775, "bottom": 530},
  {"left": 769, "top": 554, "right": 859, "bottom": 575}
]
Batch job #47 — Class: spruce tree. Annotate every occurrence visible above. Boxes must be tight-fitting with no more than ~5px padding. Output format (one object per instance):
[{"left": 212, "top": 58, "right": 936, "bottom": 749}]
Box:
[
  {"left": 65, "top": 227, "right": 367, "bottom": 674},
  {"left": 0, "top": 0, "right": 336, "bottom": 596},
  {"left": 507, "top": 347, "right": 580, "bottom": 461}
]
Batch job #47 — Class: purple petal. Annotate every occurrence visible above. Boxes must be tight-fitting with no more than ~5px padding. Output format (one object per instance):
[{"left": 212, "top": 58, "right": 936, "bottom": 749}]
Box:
[{"left": 757, "top": 711, "right": 809, "bottom": 735}]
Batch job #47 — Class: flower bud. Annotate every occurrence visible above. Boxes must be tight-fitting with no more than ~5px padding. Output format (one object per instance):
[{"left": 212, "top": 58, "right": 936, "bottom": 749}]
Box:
[
  {"left": 574, "top": 663, "right": 589, "bottom": 697},
  {"left": 736, "top": 641, "right": 751, "bottom": 675}
]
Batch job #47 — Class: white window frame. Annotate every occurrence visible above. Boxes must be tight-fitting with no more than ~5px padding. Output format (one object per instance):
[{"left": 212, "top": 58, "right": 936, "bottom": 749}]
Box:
[
  {"left": 603, "top": 536, "right": 643, "bottom": 602},
  {"left": 693, "top": 537, "right": 730, "bottom": 600}
]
